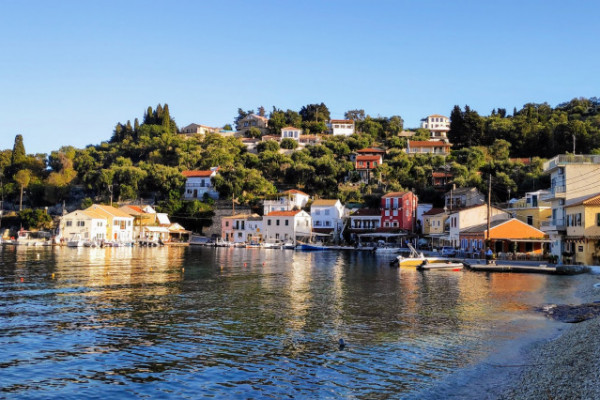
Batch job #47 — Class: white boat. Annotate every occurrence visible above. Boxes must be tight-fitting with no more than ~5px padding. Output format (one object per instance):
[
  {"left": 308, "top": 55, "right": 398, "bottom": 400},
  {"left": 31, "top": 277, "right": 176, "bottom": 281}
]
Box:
[
  {"left": 391, "top": 243, "right": 456, "bottom": 268},
  {"left": 281, "top": 241, "right": 296, "bottom": 249},
  {"left": 14, "top": 230, "right": 53, "bottom": 246},
  {"left": 416, "top": 260, "right": 464, "bottom": 270},
  {"left": 67, "top": 234, "right": 85, "bottom": 247}
]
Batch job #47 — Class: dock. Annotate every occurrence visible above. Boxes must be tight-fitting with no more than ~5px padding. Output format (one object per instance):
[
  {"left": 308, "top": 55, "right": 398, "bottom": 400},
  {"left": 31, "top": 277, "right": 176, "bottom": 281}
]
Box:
[{"left": 464, "top": 261, "right": 589, "bottom": 275}]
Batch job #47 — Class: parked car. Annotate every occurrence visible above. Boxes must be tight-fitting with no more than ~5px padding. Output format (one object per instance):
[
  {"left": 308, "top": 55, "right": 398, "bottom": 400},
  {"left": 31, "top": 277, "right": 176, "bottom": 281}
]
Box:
[{"left": 441, "top": 246, "right": 457, "bottom": 257}]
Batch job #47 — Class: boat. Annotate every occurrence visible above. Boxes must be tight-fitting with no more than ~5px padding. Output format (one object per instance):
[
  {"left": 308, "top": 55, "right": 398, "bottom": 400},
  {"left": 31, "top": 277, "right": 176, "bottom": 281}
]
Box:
[
  {"left": 262, "top": 242, "right": 281, "bottom": 249},
  {"left": 416, "top": 260, "right": 464, "bottom": 271},
  {"left": 296, "top": 243, "right": 330, "bottom": 251},
  {"left": 391, "top": 243, "right": 456, "bottom": 268},
  {"left": 13, "top": 230, "right": 53, "bottom": 246},
  {"left": 189, "top": 235, "right": 213, "bottom": 246},
  {"left": 281, "top": 241, "right": 296, "bottom": 249},
  {"left": 67, "top": 234, "right": 85, "bottom": 247},
  {"left": 245, "top": 241, "right": 262, "bottom": 248}
]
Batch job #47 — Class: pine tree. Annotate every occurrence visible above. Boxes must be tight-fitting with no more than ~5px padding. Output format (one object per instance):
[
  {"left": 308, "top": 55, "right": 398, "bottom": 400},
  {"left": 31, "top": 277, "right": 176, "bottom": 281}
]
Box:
[
  {"left": 162, "top": 104, "right": 171, "bottom": 128},
  {"left": 134, "top": 118, "right": 140, "bottom": 132},
  {"left": 144, "top": 106, "right": 154, "bottom": 124},
  {"left": 11, "top": 134, "right": 26, "bottom": 166}
]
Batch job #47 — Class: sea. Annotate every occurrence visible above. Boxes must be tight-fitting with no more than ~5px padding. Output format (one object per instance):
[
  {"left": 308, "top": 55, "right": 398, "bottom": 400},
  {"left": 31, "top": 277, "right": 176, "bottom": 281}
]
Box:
[{"left": 0, "top": 245, "right": 590, "bottom": 399}]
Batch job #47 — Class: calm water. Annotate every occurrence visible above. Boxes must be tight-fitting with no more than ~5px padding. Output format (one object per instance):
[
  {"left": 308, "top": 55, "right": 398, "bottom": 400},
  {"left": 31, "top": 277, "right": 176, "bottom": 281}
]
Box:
[{"left": 0, "top": 246, "right": 585, "bottom": 399}]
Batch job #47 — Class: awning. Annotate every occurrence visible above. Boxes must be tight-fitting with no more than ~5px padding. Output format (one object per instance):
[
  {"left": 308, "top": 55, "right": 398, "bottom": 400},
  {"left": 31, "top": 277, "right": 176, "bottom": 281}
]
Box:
[
  {"left": 143, "top": 226, "right": 170, "bottom": 233},
  {"left": 357, "top": 232, "right": 407, "bottom": 238},
  {"left": 493, "top": 238, "right": 551, "bottom": 243}
]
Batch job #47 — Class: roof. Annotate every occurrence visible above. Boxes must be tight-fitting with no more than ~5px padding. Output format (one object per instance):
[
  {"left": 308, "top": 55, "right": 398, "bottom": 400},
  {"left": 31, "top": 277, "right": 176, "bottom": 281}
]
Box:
[
  {"left": 356, "top": 155, "right": 381, "bottom": 162},
  {"left": 566, "top": 192, "right": 600, "bottom": 207},
  {"left": 87, "top": 204, "right": 134, "bottom": 219},
  {"left": 350, "top": 208, "right": 381, "bottom": 217},
  {"left": 78, "top": 209, "right": 106, "bottom": 219},
  {"left": 182, "top": 170, "right": 215, "bottom": 178},
  {"left": 312, "top": 199, "right": 340, "bottom": 207},
  {"left": 423, "top": 208, "right": 446, "bottom": 216},
  {"left": 281, "top": 126, "right": 301, "bottom": 130},
  {"left": 282, "top": 189, "right": 309, "bottom": 196},
  {"left": 357, "top": 147, "right": 385, "bottom": 154},
  {"left": 156, "top": 213, "right": 170, "bottom": 225},
  {"left": 409, "top": 140, "right": 451, "bottom": 147},
  {"left": 330, "top": 119, "right": 354, "bottom": 124},
  {"left": 244, "top": 114, "right": 268, "bottom": 121},
  {"left": 432, "top": 171, "right": 453, "bottom": 178},
  {"left": 222, "top": 213, "right": 254, "bottom": 220},
  {"left": 460, "top": 218, "right": 546, "bottom": 239},
  {"left": 460, "top": 219, "right": 511, "bottom": 233},
  {"left": 382, "top": 191, "right": 409, "bottom": 198},
  {"left": 427, "top": 114, "right": 447, "bottom": 119},
  {"left": 399, "top": 130, "right": 415, "bottom": 137},
  {"left": 266, "top": 210, "right": 303, "bottom": 217}
]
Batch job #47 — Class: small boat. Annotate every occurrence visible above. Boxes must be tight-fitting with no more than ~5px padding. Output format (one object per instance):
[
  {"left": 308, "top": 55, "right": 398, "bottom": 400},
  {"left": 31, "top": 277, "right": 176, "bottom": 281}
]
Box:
[
  {"left": 297, "top": 243, "right": 330, "bottom": 251},
  {"left": 245, "top": 241, "right": 262, "bottom": 248},
  {"left": 416, "top": 260, "right": 464, "bottom": 271},
  {"left": 14, "top": 230, "right": 53, "bottom": 246},
  {"left": 391, "top": 243, "right": 456, "bottom": 268},
  {"left": 67, "top": 234, "right": 85, "bottom": 247},
  {"left": 262, "top": 242, "right": 281, "bottom": 249},
  {"left": 281, "top": 241, "right": 296, "bottom": 249}
]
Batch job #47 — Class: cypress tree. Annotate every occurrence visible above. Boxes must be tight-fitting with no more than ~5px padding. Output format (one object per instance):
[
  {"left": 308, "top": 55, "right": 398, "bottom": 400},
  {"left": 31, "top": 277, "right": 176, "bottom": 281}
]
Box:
[
  {"left": 134, "top": 118, "right": 140, "bottom": 132},
  {"left": 11, "top": 134, "right": 26, "bottom": 165}
]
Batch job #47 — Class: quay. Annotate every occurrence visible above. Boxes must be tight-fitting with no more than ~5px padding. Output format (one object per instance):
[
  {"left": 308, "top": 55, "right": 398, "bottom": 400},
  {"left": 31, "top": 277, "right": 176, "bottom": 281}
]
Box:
[{"left": 463, "top": 260, "right": 589, "bottom": 275}]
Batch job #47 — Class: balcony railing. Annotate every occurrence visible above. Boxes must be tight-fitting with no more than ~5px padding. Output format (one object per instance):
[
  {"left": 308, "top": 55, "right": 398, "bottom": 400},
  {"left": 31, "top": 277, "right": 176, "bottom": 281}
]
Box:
[
  {"left": 540, "top": 219, "right": 566, "bottom": 231},
  {"left": 541, "top": 185, "right": 566, "bottom": 201},
  {"left": 544, "top": 154, "right": 600, "bottom": 171}
]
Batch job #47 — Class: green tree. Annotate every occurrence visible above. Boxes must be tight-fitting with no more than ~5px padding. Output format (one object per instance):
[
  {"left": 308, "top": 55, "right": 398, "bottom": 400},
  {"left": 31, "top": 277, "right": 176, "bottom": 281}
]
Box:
[
  {"left": 18, "top": 208, "right": 53, "bottom": 230},
  {"left": 344, "top": 109, "right": 365, "bottom": 121},
  {"left": 299, "top": 103, "right": 330, "bottom": 122},
  {"left": 14, "top": 169, "right": 31, "bottom": 211},
  {"left": 280, "top": 138, "right": 298, "bottom": 149},
  {"left": 11, "top": 134, "right": 26, "bottom": 166}
]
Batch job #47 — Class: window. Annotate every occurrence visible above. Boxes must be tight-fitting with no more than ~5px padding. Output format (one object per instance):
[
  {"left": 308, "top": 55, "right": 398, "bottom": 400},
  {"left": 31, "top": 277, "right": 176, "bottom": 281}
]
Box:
[
  {"left": 597, "top": 213, "right": 600, "bottom": 227},
  {"left": 66, "top": 221, "right": 72, "bottom": 227},
  {"left": 527, "top": 215, "right": 533, "bottom": 225},
  {"left": 576, "top": 213, "right": 582, "bottom": 226},
  {"left": 114, "top": 220, "right": 118, "bottom": 226},
  {"left": 315, "top": 210, "right": 320, "bottom": 215},
  {"left": 267, "top": 220, "right": 271, "bottom": 226},
  {"left": 276, "top": 220, "right": 280, "bottom": 226},
  {"left": 384, "top": 222, "right": 390, "bottom": 227},
  {"left": 578, "top": 245, "right": 584, "bottom": 252},
  {"left": 77, "top": 221, "right": 85, "bottom": 227},
  {"left": 238, "top": 232, "right": 242, "bottom": 238},
  {"left": 226, "top": 221, "right": 230, "bottom": 227},
  {"left": 324, "top": 210, "right": 329, "bottom": 216},
  {"left": 285, "top": 220, "right": 289, "bottom": 226}
]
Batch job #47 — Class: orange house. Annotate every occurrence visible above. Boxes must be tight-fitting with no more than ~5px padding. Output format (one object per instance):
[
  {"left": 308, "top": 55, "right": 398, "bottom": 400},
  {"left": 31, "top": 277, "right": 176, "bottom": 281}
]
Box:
[{"left": 459, "top": 218, "right": 549, "bottom": 256}]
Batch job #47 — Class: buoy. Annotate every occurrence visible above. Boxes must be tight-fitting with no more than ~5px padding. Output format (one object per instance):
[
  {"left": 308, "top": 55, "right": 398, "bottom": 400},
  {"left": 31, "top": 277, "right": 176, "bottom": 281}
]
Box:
[
  {"left": 51, "top": 273, "right": 55, "bottom": 279},
  {"left": 20, "top": 277, "right": 24, "bottom": 283},
  {"left": 244, "top": 263, "right": 247, "bottom": 267}
]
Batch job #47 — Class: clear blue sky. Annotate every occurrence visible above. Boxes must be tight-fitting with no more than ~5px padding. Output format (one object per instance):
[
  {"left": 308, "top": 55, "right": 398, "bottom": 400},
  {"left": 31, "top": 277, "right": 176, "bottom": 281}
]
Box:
[{"left": 1, "top": 0, "right": 598, "bottom": 155}]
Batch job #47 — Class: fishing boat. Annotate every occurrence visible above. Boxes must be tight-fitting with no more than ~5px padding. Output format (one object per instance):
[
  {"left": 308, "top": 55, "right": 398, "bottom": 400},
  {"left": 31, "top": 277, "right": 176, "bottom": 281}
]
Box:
[{"left": 391, "top": 243, "right": 456, "bottom": 268}]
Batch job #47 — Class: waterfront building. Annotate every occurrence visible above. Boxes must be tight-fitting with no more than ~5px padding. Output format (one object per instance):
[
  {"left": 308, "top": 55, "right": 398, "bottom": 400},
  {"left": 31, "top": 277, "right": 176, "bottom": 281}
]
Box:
[
  {"left": 444, "top": 187, "right": 485, "bottom": 210},
  {"left": 182, "top": 167, "right": 219, "bottom": 200},
  {"left": 86, "top": 204, "right": 135, "bottom": 242},
  {"left": 447, "top": 204, "right": 509, "bottom": 248},
  {"left": 327, "top": 119, "right": 355, "bottom": 136},
  {"left": 59, "top": 209, "right": 107, "bottom": 242},
  {"left": 237, "top": 114, "right": 269, "bottom": 136},
  {"left": 420, "top": 114, "right": 450, "bottom": 141},
  {"left": 381, "top": 191, "right": 418, "bottom": 232},
  {"left": 348, "top": 208, "right": 381, "bottom": 233},
  {"left": 406, "top": 140, "right": 451, "bottom": 156},
  {"left": 459, "top": 218, "right": 548, "bottom": 258},
  {"left": 221, "top": 214, "right": 258, "bottom": 243},
  {"left": 506, "top": 190, "right": 552, "bottom": 230},
  {"left": 119, "top": 205, "right": 158, "bottom": 240},
  {"left": 540, "top": 154, "right": 600, "bottom": 262},
  {"left": 263, "top": 210, "right": 312, "bottom": 244},
  {"left": 564, "top": 193, "right": 600, "bottom": 265},
  {"left": 422, "top": 207, "right": 449, "bottom": 248},
  {"left": 263, "top": 189, "right": 310, "bottom": 215},
  {"left": 310, "top": 199, "right": 346, "bottom": 242}
]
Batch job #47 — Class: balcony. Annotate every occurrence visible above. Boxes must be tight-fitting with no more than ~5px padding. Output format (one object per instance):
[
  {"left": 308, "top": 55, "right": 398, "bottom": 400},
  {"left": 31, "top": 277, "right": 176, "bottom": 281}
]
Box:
[
  {"left": 540, "top": 185, "right": 566, "bottom": 202},
  {"left": 544, "top": 154, "right": 600, "bottom": 172},
  {"left": 540, "top": 219, "right": 566, "bottom": 232}
]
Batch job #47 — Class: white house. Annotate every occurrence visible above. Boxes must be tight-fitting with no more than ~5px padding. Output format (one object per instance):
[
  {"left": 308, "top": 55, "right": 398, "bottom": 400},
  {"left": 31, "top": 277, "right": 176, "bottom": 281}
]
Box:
[
  {"left": 182, "top": 167, "right": 219, "bottom": 200},
  {"left": 87, "top": 204, "right": 135, "bottom": 243},
  {"left": 263, "top": 210, "right": 312, "bottom": 244},
  {"left": 180, "top": 123, "right": 220, "bottom": 136},
  {"left": 327, "top": 119, "right": 355, "bottom": 136},
  {"left": 59, "top": 209, "right": 108, "bottom": 242},
  {"left": 447, "top": 204, "right": 509, "bottom": 248},
  {"left": 281, "top": 126, "right": 302, "bottom": 141},
  {"left": 263, "top": 189, "right": 310, "bottom": 214},
  {"left": 310, "top": 199, "right": 346, "bottom": 240},
  {"left": 237, "top": 114, "right": 269, "bottom": 136},
  {"left": 420, "top": 114, "right": 450, "bottom": 141}
]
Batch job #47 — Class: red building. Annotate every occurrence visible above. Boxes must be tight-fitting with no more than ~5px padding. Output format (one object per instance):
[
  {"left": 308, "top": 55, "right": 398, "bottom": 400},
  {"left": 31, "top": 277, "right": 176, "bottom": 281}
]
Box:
[
  {"left": 380, "top": 191, "right": 418, "bottom": 232},
  {"left": 355, "top": 155, "right": 382, "bottom": 183}
]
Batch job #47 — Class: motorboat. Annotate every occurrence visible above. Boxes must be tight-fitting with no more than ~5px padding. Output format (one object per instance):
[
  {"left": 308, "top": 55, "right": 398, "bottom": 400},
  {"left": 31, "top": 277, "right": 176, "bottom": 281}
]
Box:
[
  {"left": 391, "top": 243, "right": 457, "bottom": 268},
  {"left": 14, "top": 230, "right": 53, "bottom": 246},
  {"left": 67, "top": 234, "right": 85, "bottom": 247},
  {"left": 281, "top": 241, "right": 295, "bottom": 249},
  {"left": 416, "top": 259, "right": 464, "bottom": 271},
  {"left": 296, "top": 243, "right": 330, "bottom": 251}
]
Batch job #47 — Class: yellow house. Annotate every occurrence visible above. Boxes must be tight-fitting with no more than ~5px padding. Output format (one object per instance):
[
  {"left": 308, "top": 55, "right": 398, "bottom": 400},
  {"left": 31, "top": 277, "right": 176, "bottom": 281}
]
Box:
[
  {"left": 422, "top": 208, "right": 449, "bottom": 247},
  {"left": 565, "top": 193, "right": 600, "bottom": 265},
  {"left": 507, "top": 190, "right": 552, "bottom": 229}
]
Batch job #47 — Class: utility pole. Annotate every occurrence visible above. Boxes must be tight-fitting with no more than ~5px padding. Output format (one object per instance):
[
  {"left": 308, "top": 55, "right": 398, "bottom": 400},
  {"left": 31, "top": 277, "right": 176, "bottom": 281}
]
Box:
[
  {"left": 573, "top": 134, "right": 576, "bottom": 154},
  {"left": 487, "top": 174, "right": 491, "bottom": 245}
]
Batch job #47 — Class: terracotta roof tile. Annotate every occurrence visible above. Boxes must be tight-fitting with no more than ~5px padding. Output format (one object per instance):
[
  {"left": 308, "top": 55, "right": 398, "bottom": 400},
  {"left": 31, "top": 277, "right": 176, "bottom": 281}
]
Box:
[
  {"left": 266, "top": 210, "right": 302, "bottom": 217},
  {"left": 182, "top": 170, "right": 215, "bottom": 177}
]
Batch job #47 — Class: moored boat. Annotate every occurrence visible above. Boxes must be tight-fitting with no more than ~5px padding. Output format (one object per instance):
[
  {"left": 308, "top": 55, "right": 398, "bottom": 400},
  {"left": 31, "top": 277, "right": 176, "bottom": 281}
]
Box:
[
  {"left": 391, "top": 243, "right": 457, "bottom": 268},
  {"left": 416, "top": 260, "right": 464, "bottom": 271}
]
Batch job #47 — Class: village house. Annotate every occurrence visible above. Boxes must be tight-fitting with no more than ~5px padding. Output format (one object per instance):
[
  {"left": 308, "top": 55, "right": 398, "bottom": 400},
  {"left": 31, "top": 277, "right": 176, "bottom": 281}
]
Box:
[
  {"left": 327, "top": 119, "right": 355, "bottom": 136},
  {"left": 420, "top": 114, "right": 450, "bottom": 141},
  {"left": 354, "top": 154, "right": 382, "bottom": 183},
  {"left": 281, "top": 126, "right": 302, "bottom": 141},
  {"left": 380, "top": 191, "right": 418, "bottom": 232},
  {"left": 422, "top": 208, "right": 449, "bottom": 248},
  {"left": 310, "top": 199, "right": 346, "bottom": 241},
  {"left": 564, "top": 193, "right": 600, "bottom": 265},
  {"left": 348, "top": 208, "right": 381, "bottom": 233},
  {"left": 119, "top": 204, "right": 158, "bottom": 239},
  {"left": 406, "top": 140, "right": 451, "bottom": 156},
  {"left": 59, "top": 208, "right": 108, "bottom": 243},
  {"left": 180, "top": 123, "right": 220, "bottom": 136},
  {"left": 447, "top": 204, "right": 509, "bottom": 248},
  {"left": 263, "top": 189, "right": 310, "bottom": 214},
  {"left": 86, "top": 204, "right": 135, "bottom": 243},
  {"left": 459, "top": 218, "right": 548, "bottom": 259},
  {"left": 541, "top": 154, "right": 600, "bottom": 262},
  {"left": 506, "top": 190, "right": 552, "bottom": 229},
  {"left": 263, "top": 210, "right": 312, "bottom": 244},
  {"left": 182, "top": 167, "right": 219, "bottom": 200},
  {"left": 221, "top": 214, "right": 254, "bottom": 243},
  {"left": 445, "top": 187, "right": 485, "bottom": 210},
  {"left": 237, "top": 114, "right": 269, "bottom": 136}
]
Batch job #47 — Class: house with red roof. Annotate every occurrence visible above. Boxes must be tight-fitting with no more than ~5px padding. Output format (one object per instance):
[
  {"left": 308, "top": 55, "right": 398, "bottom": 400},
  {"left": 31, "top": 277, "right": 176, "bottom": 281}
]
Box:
[
  {"left": 263, "top": 189, "right": 310, "bottom": 215},
  {"left": 182, "top": 167, "right": 219, "bottom": 200},
  {"left": 355, "top": 154, "right": 382, "bottom": 183},
  {"left": 263, "top": 210, "right": 312, "bottom": 244},
  {"left": 348, "top": 208, "right": 382, "bottom": 233},
  {"left": 381, "top": 191, "right": 418, "bottom": 232},
  {"left": 406, "top": 140, "right": 451, "bottom": 156}
]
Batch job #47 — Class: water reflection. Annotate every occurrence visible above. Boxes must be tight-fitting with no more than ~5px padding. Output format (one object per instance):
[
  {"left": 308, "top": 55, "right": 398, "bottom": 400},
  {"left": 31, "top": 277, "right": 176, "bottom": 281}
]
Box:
[{"left": 0, "top": 246, "right": 582, "bottom": 398}]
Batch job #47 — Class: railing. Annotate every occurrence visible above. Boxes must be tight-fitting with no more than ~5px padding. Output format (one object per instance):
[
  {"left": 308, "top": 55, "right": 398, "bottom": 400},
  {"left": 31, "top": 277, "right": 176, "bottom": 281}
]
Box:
[
  {"left": 544, "top": 154, "right": 600, "bottom": 171},
  {"left": 541, "top": 219, "right": 566, "bottom": 230}
]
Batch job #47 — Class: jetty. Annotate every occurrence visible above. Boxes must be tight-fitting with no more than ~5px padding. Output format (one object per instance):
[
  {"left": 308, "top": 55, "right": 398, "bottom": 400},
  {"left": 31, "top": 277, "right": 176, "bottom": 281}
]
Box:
[{"left": 463, "top": 260, "right": 589, "bottom": 275}]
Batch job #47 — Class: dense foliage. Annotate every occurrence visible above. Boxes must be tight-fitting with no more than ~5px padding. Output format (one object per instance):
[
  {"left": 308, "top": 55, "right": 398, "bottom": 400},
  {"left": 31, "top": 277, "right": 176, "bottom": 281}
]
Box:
[{"left": 0, "top": 98, "right": 597, "bottom": 230}]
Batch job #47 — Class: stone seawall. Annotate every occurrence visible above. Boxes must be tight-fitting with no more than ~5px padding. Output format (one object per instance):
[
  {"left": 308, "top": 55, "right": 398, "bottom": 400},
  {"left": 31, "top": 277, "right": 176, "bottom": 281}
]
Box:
[{"left": 202, "top": 200, "right": 252, "bottom": 238}]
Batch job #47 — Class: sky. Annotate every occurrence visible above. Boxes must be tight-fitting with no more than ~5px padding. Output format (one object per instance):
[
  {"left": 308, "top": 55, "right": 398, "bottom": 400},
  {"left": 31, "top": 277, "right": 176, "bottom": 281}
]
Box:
[{"left": 1, "top": 0, "right": 599, "bottom": 155}]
